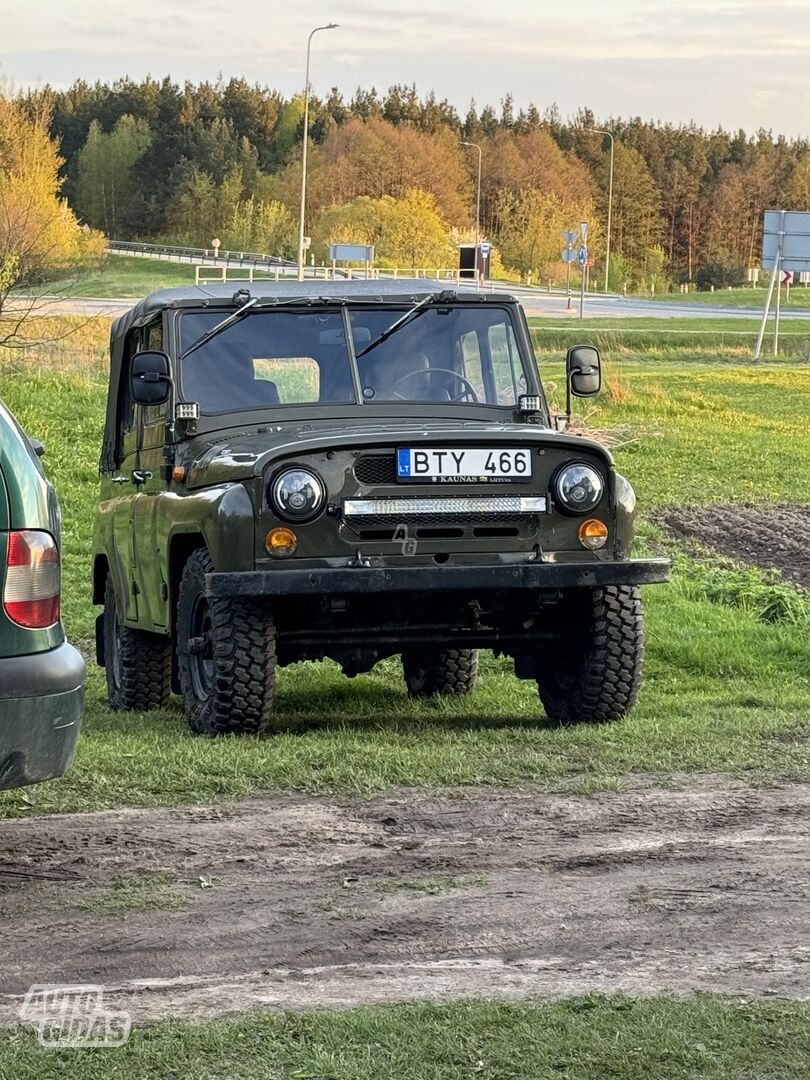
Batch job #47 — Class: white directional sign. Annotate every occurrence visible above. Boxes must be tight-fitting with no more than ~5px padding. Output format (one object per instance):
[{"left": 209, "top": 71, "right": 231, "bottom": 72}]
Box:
[
  {"left": 580, "top": 222, "right": 588, "bottom": 241},
  {"left": 762, "top": 210, "right": 810, "bottom": 272}
]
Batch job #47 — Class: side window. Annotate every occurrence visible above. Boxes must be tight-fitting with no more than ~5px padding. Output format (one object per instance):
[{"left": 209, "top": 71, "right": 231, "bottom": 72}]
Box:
[
  {"left": 117, "top": 330, "right": 139, "bottom": 461},
  {"left": 488, "top": 321, "right": 524, "bottom": 405},
  {"left": 458, "top": 330, "right": 486, "bottom": 400},
  {"left": 141, "top": 320, "right": 166, "bottom": 431}
]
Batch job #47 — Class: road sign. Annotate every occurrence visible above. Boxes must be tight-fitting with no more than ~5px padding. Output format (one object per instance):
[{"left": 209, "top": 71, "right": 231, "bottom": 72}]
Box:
[
  {"left": 562, "top": 230, "right": 577, "bottom": 245},
  {"left": 586, "top": 256, "right": 595, "bottom": 268},
  {"left": 480, "top": 241, "right": 491, "bottom": 257},
  {"left": 562, "top": 248, "right": 577, "bottom": 263},
  {"left": 780, "top": 269, "right": 794, "bottom": 285},
  {"left": 762, "top": 210, "right": 810, "bottom": 272},
  {"left": 580, "top": 221, "right": 588, "bottom": 241},
  {"left": 329, "top": 243, "right": 374, "bottom": 261},
  {"left": 578, "top": 245, "right": 587, "bottom": 267}
]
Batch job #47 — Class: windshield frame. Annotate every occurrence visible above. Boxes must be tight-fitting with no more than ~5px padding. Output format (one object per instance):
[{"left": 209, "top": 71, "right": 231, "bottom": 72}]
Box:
[{"left": 168, "top": 300, "right": 545, "bottom": 424}]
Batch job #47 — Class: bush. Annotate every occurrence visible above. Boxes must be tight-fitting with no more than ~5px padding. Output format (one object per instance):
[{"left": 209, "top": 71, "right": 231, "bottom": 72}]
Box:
[{"left": 695, "top": 261, "right": 747, "bottom": 291}]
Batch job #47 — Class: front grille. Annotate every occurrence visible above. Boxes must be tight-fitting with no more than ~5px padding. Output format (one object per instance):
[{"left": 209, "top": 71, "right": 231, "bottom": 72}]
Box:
[
  {"left": 350, "top": 511, "right": 530, "bottom": 529},
  {"left": 354, "top": 453, "right": 396, "bottom": 485}
]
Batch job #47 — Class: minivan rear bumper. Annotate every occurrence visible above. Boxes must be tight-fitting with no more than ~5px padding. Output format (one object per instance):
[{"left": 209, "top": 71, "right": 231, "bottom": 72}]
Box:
[{"left": 0, "top": 641, "right": 85, "bottom": 791}]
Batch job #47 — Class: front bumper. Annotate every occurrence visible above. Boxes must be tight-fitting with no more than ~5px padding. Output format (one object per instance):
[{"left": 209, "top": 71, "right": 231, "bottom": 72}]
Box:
[
  {"left": 0, "top": 641, "right": 85, "bottom": 791},
  {"left": 207, "top": 558, "right": 670, "bottom": 598}
]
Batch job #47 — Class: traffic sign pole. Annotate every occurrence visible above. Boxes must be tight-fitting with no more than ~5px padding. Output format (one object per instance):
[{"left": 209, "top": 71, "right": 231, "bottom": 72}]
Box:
[
  {"left": 578, "top": 234, "right": 588, "bottom": 319},
  {"left": 755, "top": 211, "right": 784, "bottom": 360},
  {"left": 580, "top": 254, "right": 586, "bottom": 318}
]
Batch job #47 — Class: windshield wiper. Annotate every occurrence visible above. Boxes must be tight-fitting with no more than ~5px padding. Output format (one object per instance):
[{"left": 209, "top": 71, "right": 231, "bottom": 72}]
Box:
[
  {"left": 179, "top": 296, "right": 260, "bottom": 361},
  {"left": 355, "top": 294, "right": 440, "bottom": 359}
]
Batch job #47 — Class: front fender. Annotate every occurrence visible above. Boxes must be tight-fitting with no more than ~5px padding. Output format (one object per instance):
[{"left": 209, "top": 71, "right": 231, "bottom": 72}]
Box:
[
  {"left": 165, "top": 482, "right": 257, "bottom": 572},
  {"left": 614, "top": 471, "right": 637, "bottom": 558}
]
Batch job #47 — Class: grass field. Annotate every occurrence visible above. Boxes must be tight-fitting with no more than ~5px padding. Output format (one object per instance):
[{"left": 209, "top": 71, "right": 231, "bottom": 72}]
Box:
[
  {"left": 43, "top": 255, "right": 198, "bottom": 298},
  {"left": 2, "top": 314, "right": 809, "bottom": 1072},
  {"left": 0, "top": 317, "right": 808, "bottom": 815},
  {"left": 634, "top": 284, "right": 810, "bottom": 309},
  {"left": 4, "top": 997, "right": 810, "bottom": 1079},
  {"left": 529, "top": 316, "right": 810, "bottom": 363}
]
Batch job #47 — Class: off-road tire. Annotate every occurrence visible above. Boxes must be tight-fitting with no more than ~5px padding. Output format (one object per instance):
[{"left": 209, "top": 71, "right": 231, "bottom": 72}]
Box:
[
  {"left": 402, "top": 649, "right": 479, "bottom": 697},
  {"left": 177, "top": 548, "right": 277, "bottom": 735},
  {"left": 103, "top": 574, "right": 171, "bottom": 711},
  {"left": 536, "top": 585, "right": 644, "bottom": 725}
]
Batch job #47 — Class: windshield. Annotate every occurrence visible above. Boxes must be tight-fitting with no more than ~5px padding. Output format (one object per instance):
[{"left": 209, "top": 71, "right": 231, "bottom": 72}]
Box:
[{"left": 178, "top": 305, "right": 530, "bottom": 413}]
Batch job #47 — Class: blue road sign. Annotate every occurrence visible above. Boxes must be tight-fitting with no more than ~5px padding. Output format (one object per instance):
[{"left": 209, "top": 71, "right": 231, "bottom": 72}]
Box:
[
  {"left": 562, "top": 249, "right": 577, "bottom": 263},
  {"left": 578, "top": 245, "right": 587, "bottom": 267}
]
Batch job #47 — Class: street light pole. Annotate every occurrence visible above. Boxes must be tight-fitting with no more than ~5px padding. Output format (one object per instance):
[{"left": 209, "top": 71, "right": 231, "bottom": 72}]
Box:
[
  {"left": 587, "top": 129, "right": 614, "bottom": 294},
  {"left": 461, "top": 141, "right": 482, "bottom": 283},
  {"left": 297, "top": 22, "right": 339, "bottom": 282}
]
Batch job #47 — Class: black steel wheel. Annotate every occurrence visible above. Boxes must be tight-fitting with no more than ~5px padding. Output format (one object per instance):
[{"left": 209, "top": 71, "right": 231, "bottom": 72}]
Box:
[
  {"left": 176, "top": 548, "right": 277, "bottom": 735},
  {"left": 535, "top": 585, "right": 644, "bottom": 725},
  {"left": 103, "top": 574, "right": 171, "bottom": 711},
  {"left": 402, "top": 649, "right": 479, "bottom": 697}
]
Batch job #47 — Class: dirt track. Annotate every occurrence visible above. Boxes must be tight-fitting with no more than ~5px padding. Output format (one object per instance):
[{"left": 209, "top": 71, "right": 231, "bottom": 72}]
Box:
[
  {"left": 1, "top": 774, "right": 809, "bottom": 1024},
  {"left": 658, "top": 504, "right": 810, "bottom": 588}
]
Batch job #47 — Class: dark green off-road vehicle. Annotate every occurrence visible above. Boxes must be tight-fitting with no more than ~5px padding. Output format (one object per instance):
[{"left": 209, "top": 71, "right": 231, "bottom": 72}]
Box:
[{"left": 93, "top": 280, "right": 668, "bottom": 734}]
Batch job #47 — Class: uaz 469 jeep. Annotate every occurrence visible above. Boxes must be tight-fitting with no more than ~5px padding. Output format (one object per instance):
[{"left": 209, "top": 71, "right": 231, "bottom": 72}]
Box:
[{"left": 93, "top": 280, "right": 668, "bottom": 734}]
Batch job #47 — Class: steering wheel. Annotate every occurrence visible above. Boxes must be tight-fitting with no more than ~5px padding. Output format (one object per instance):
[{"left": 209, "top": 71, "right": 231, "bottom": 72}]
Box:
[{"left": 387, "top": 367, "right": 479, "bottom": 403}]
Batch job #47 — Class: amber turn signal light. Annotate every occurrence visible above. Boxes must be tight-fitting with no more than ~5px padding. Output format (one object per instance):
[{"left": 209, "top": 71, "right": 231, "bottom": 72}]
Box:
[
  {"left": 172, "top": 466, "right": 187, "bottom": 483},
  {"left": 265, "top": 526, "right": 298, "bottom": 558},
  {"left": 578, "top": 519, "right": 608, "bottom": 550}
]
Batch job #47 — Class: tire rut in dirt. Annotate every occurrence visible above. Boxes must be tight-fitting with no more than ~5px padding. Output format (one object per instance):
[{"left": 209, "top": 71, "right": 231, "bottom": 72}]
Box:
[{"left": 1, "top": 775, "right": 809, "bottom": 1019}]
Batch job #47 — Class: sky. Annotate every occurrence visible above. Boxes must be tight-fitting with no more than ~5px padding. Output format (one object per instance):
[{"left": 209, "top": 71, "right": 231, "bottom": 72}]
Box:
[{"left": 2, "top": 0, "right": 809, "bottom": 137}]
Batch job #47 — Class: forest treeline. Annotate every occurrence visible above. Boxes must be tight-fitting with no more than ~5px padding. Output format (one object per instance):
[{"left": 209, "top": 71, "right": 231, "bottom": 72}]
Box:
[{"left": 17, "top": 77, "right": 810, "bottom": 290}]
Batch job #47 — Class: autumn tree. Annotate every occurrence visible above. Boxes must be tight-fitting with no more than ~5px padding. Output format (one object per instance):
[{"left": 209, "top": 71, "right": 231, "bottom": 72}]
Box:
[
  {"left": 272, "top": 116, "right": 472, "bottom": 228},
  {"left": 316, "top": 188, "right": 453, "bottom": 268},
  {"left": 0, "top": 94, "right": 102, "bottom": 345},
  {"left": 785, "top": 154, "right": 810, "bottom": 207},
  {"left": 493, "top": 188, "right": 596, "bottom": 280},
  {"left": 222, "top": 197, "right": 296, "bottom": 256}
]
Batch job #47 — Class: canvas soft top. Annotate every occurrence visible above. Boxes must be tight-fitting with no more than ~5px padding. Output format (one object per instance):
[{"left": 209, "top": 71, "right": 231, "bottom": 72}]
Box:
[{"left": 109, "top": 277, "right": 510, "bottom": 345}]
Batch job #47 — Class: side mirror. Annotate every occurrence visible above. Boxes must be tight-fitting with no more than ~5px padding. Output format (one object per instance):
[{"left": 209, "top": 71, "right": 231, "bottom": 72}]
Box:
[
  {"left": 566, "top": 345, "right": 601, "bottom": 398},
  {"left": 28, "top": 438, "right": 45, "bottom": 458},
  {"left": 131, "top": 350, "right": 171, "bottom": 406}
]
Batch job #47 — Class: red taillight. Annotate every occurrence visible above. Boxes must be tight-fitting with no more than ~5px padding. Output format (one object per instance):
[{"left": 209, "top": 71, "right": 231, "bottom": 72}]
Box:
[{"left": 4, "top": 530, "right": 61, "bottom": 629}]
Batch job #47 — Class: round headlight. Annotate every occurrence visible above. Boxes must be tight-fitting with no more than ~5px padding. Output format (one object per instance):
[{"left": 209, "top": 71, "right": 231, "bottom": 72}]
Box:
[
  {"left": 554, "top": 463, "right": 604, "bottom": 514},
  {"left": 270, "top": 468, "right": 325, "bottom": 522}
]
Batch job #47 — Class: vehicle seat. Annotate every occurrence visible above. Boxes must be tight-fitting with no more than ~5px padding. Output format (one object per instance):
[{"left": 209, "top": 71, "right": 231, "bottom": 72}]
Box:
[
  {"left": 182, "top": 345, "right": 280, "bottom": 410},
  {"left": 360, "top": 351, "right": 433, "bottom": 400}
]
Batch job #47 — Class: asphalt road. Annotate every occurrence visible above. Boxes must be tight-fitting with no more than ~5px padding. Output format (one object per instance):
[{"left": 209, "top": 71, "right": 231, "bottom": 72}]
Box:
[{"left": 11, "top": 287, "right": 810, "bottom": 322}]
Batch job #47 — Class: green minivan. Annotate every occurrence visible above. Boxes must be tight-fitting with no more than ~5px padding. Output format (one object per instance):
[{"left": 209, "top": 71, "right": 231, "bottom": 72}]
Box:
[{"left": 0, "top": 397, "right": 84, "bottom": 790}]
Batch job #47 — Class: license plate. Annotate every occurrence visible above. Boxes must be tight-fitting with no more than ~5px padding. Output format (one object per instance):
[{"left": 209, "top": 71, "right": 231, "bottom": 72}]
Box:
[{"left": 397, "top": 447, "right": 532, "bottom": 482}]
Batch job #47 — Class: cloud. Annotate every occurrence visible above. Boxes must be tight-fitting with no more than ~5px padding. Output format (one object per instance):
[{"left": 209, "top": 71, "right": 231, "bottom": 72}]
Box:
[{"left": 2, "top": 0, "right": 809, "bottom": 135}]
